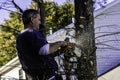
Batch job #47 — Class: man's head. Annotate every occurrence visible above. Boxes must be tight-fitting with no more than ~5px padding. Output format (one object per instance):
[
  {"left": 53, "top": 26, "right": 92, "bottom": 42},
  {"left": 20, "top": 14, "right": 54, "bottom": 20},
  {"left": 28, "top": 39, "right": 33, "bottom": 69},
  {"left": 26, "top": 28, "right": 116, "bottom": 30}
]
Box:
[{"left": 22, "top": 9, "right": 41, "bottom": 30}]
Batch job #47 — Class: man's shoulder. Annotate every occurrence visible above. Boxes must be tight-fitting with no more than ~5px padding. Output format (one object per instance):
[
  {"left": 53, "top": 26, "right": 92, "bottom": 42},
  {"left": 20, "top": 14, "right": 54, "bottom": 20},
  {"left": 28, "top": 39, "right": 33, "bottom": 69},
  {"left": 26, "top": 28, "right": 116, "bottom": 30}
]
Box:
[
  {"left": 17, "top": 28, "right": 36, "bottom": 39},
  {"left": 20, "top": 28, "right": 34, "bottom": 34}
]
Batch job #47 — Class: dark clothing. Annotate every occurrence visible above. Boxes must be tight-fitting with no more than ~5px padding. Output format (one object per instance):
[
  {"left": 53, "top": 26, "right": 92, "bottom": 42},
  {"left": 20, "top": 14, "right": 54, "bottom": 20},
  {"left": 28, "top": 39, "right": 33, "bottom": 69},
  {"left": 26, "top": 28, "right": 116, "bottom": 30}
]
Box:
[{"left": 16, "top": 28, "right": 58, "bottom": 78}]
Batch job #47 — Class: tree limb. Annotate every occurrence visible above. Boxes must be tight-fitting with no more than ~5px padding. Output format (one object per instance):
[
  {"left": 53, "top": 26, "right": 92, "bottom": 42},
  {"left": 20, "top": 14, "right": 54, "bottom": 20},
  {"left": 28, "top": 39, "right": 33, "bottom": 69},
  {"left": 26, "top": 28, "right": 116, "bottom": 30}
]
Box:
[{"left": 11, "top": 0, "right": 23, "bottom": 13}]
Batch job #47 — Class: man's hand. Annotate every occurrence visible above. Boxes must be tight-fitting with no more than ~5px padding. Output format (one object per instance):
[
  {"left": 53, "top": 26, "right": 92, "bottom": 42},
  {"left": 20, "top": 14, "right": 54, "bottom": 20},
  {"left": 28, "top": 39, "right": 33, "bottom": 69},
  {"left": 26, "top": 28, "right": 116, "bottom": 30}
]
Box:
[
  {"left": 59, "top": 42, "right": 75, "bottom": 54},
  {"left": 66, "top": 42, "right": 75, "bottom": 49},
  {"left": 60, "top": 41, "right": 75, "bottom": 49}
]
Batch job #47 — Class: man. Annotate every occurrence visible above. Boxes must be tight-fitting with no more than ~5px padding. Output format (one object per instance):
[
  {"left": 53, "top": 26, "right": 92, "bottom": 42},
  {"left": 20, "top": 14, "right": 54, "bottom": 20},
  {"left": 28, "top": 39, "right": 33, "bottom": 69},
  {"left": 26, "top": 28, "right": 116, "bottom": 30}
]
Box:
[{"left": 16, "top": 9, "right": 73, "bottom": 80}]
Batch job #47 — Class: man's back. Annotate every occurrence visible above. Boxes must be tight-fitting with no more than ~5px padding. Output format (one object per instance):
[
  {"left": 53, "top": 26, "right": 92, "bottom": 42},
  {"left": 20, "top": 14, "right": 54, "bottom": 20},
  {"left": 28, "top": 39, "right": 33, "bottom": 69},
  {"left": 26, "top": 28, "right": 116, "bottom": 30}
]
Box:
[{"left": 16, "top": 28, "right": 58, "bottom": 75}]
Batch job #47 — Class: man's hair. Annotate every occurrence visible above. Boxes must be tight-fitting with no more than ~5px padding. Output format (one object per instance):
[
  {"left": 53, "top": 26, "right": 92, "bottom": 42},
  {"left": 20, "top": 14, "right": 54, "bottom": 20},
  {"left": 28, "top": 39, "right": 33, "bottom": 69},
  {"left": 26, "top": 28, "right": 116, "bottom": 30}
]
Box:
[{"left": 22, "top": 9, "right": 39, "bottom": 25}]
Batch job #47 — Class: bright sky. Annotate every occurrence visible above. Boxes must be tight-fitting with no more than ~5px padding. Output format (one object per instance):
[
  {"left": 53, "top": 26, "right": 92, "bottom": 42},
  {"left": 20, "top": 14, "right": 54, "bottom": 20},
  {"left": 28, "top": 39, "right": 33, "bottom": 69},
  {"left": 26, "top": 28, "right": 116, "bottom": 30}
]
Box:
[
  {"left": 0, "top": 0, "right": 67, "bottom": 24},
  {"left": 0, "top": 0, "right": 115, "bottom": 24},
  {"left": 0, "top": 0, "right": 32, "bottom": 24}
]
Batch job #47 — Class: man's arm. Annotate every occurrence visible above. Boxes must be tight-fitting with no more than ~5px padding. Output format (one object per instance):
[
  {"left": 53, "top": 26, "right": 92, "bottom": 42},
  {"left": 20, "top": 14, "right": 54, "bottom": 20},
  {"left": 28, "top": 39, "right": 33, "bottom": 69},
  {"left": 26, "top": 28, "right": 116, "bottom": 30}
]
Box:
[
  {"left": 39, "top": 41, "right": 67, "bottom": 55},
  {"left": 49, "top": 41, "right": 67, "bottom": 54}
]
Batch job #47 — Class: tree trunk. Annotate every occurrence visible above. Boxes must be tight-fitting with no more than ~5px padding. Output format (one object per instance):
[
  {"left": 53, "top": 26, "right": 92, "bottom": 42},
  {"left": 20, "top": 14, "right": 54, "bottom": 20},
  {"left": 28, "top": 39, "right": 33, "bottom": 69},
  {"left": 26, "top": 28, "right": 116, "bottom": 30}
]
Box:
[
  {"left": 74, "top": 0, "right": 97, "bottom": 80},
  {"left": 37, "top": 0, "right": 46, "bottom": 38}
]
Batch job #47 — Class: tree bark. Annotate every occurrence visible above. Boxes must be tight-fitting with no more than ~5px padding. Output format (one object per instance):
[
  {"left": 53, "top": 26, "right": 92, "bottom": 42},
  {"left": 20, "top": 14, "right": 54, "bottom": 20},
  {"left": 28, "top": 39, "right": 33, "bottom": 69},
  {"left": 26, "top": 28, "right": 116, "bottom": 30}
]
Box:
[
  {"left": 37, "top": 0, "right": 46, "bottom": 38},
  {"left": 74, "top": 0, "right": 97, "bottom": 80}
]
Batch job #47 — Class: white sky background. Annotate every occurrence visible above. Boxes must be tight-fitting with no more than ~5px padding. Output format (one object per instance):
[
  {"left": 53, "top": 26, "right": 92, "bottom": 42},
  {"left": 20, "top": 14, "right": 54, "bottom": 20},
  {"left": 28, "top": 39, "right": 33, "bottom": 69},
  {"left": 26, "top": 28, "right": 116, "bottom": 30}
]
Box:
[{"left": 0, "top": 0, "right": 115, "bottom": 24}]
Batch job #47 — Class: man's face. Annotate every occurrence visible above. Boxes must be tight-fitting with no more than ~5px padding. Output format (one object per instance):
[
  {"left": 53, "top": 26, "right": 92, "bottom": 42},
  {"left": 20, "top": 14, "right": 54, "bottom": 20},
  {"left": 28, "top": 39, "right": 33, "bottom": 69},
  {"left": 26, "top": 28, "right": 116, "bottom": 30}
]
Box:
[{"left": 31, "top": 14, "right": 41, "bottom": 30}]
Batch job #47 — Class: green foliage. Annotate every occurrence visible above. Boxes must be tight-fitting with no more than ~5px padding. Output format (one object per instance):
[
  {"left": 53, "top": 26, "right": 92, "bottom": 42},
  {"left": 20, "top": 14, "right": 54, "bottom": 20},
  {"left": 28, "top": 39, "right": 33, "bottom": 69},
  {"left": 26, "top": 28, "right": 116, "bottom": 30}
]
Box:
[
  {"left": 29, "top": 1, "right": 38, "bottom": 9},
  {"left": 44, "top": 2, "right": 74, "bottom": 33},
  {"left": 28, "top": 1, "right": 74, "bottom": 33},
  {"left": 0, "top": 13, "right": 23, "bottom": 67},
  {"left": 0, "top": 32, "right": 16, "bottom": 66},
  {"left": 2, "top": 13, "right": 23, "bottom": 36}
]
